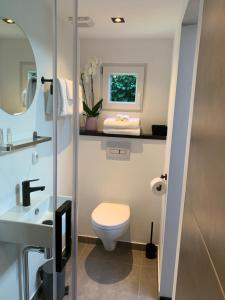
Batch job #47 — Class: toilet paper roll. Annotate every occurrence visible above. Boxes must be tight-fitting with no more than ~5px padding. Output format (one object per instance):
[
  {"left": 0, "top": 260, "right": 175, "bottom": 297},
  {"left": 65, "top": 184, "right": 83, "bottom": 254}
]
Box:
[{"left": 150, "top": 177, "right": 167, "bottom": 196}]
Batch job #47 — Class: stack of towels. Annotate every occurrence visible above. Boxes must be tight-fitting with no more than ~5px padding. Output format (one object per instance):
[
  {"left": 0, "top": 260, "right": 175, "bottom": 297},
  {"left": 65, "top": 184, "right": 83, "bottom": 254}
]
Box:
[{"left": 103, "top": 114, "right": 141, "bottom": 136}]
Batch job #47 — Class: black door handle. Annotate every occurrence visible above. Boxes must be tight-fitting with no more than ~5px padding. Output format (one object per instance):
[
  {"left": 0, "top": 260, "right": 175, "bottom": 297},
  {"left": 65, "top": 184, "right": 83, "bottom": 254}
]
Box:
[{"left": 55, "top": 200, "right": 72, "bottom": 273}]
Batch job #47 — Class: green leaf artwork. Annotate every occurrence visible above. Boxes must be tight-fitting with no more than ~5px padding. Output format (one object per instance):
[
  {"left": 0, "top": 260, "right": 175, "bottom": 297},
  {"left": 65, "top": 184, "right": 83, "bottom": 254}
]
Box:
[{"left": 110, "top": 74, "right": 137, "bottom": 103}]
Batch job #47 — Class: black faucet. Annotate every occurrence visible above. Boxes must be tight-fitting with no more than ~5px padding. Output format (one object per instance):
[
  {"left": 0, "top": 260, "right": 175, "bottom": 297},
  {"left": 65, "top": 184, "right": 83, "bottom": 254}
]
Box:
[{"left": 22, "top": 179, "right": 45, "bottom": 207}]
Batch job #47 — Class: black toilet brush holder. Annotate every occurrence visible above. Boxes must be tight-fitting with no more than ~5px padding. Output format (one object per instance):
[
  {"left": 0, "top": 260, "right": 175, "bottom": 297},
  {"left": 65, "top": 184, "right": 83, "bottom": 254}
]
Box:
[{"left": 145, "top": 222, "right": 157, "bottom": 259}]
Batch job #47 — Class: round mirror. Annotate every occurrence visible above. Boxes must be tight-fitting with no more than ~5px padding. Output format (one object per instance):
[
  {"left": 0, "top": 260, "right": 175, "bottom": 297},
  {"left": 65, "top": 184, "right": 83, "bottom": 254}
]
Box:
[{"left": 0, "top": 18, "right": 37, "bottom": 115}]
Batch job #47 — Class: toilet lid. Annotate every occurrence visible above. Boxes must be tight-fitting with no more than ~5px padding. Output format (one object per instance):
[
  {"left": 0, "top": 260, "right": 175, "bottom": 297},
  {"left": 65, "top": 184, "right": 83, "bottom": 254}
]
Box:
[{"left": 91, "top": 203, "right": 130, "bottom": 229}]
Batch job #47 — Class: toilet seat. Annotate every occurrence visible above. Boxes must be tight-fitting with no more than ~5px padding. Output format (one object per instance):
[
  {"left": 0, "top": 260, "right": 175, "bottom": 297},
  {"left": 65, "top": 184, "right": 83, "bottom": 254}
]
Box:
[{"left": 91, "top": 203, "right": 130, "bottom": 230}]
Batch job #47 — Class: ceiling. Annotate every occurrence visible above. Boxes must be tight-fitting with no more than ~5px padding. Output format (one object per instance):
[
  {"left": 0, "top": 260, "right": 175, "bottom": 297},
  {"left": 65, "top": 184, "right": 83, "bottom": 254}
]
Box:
[
  {"left": 78, "top": 0, "right": 186, "bottom": 39},
  {"left": 0, "top": 1, "right": 190, "bottom": 40},
  {"left": 0, "top": 20, "right": 25, "bottom": 39}
]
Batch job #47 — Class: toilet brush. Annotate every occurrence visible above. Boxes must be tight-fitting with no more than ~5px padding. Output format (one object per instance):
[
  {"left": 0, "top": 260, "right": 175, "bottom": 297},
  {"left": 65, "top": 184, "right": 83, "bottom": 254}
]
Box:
[{"left": 145, "top": 222, "right": 157, "bottom": 259}]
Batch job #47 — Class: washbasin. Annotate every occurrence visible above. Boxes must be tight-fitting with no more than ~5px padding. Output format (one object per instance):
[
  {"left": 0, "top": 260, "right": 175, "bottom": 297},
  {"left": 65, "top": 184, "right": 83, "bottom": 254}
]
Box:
[{"left": 0, "top": 193, "right": 70, "bottom": 248}]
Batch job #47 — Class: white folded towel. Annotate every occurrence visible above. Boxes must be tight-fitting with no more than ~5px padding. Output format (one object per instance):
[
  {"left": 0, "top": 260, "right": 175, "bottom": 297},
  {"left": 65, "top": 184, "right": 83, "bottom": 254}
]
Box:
[
  {"left": 115, "top": 114, "right": 130, "bottom": 121},
  {"left": 57, "top": 78, "right": 73, "bottom": 117},
  {"left": 65, "top": 80, "right": 84, "bottom": 114},
  {"left": 103, "top": 128, "right": 141, "bottom": 136},
  {"left": 104, "top": 117, "right": 140, "bottom": 130},
  {"left": 22, "top": 78, "right": 36, "bottom": 108},
  {"left": 66, "top": 79, "right": 73, "bottom": 101},
  {"left": 46, "top": 90, "right": 53, "bottom": 116},
  {"left": 46, "top": 80, "right": 83, "bottom": 117},
  {"left": 79, "top": 84, "right": 83, "bottom": 114}
]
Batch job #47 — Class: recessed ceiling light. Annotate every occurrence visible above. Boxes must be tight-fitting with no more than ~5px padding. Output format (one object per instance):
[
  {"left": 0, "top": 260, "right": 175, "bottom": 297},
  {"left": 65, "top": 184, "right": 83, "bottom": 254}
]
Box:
[
  {"left": 2, "top": 18, "right": 15, "bottom": 24},
  {"left": 111, "top": 17, "right": 125, "bottom": 24}
]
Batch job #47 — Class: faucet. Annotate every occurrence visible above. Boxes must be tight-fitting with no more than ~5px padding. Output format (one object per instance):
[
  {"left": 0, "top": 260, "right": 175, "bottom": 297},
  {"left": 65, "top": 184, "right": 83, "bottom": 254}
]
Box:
[{"left": 22, "top": 179, "right": 45, "bottom": 207}]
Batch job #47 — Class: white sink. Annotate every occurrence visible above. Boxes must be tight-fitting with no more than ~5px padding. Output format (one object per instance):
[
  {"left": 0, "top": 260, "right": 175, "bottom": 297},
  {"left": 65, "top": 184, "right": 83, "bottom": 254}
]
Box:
[{"left": 0, "top": 193, "right": 70, "bottom": 248}]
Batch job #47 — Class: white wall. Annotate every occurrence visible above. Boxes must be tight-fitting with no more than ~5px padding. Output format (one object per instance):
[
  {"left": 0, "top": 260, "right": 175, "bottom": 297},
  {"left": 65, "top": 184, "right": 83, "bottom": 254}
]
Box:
[
  {"left": 0, "top": 38, "right": 35, "bottom": 114},
  {"left": 78, "top": 136, "right": 166, "bottom": 244},
  {"left": 80, "top": 38, "right": 173, "bottom": 133}
]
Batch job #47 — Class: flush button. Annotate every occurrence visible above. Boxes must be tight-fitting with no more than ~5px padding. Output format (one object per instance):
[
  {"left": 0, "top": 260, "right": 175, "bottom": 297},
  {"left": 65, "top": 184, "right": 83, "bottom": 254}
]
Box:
[
  {"left": 119, "top": 149, "right": 127, "bottom": 154},
  {"left": 110, "top": 149, "right": 119, "bottom": 154},
  {"left": 106, "top": 147, "right": 130, "bottom": 160}
]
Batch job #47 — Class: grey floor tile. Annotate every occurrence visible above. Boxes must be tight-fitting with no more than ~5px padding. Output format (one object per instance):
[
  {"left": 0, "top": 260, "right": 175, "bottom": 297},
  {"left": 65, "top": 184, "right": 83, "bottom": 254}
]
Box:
[
  {"left": 77, "top": 255, "right": 140, "bottom": 300},
  {"left": 140, "top": 251, "right": 158, "bottom": 269},
  {"left": 139, "top": 265, "right": 158, "bottom": 300},
  {"left": 64, "top": 242, "right": 158, "bottom": 300},
  {"left": 82, "top": 242, "right": 143, "bottom": 266},
  {"left": 78, "top": 242, "right": 86, "bottom": 256}
]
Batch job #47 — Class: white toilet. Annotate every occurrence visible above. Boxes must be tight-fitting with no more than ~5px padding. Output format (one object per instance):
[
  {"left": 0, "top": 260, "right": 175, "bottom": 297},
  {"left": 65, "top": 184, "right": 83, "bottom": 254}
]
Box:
[{"left": 91, "top": 202, "right": 130, "bottom": 251}]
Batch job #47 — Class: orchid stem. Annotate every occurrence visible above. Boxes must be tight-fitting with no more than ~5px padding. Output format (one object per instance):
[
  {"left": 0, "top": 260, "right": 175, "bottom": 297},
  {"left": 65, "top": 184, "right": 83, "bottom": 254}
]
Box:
[
  {"left": 91, "top": 74, "right": 94, "bottom": 108},
  {"left": 81, "top": 73, "right": 88, "bottom": 104}
]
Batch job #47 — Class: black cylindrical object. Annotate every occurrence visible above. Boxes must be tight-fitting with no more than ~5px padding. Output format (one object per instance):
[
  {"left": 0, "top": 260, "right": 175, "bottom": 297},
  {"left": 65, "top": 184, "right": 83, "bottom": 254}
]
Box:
[
  {"left": 39, "top": 260, "right": 66, "bottom": 300},
  {"left": 145, "top": 222, "right": 157, "bottom": 259},
  {"left": 152, "top": 125, "right": 167, "bottom": 136}
]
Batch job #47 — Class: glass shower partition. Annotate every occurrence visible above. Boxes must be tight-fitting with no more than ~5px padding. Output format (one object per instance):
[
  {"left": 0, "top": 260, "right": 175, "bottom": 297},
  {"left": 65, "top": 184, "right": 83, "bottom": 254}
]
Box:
[
  {"left": 53, "top": 0, "right": 78, "bottom": 299},
  {"left": 0, "top": 0, "right": 79, "bottom": 300},
  {"left": 0, "top": 0, "right": 78, "bottom": 298},
  {"left": 0, "top": 0, "right": 56, "bottom": 299}
]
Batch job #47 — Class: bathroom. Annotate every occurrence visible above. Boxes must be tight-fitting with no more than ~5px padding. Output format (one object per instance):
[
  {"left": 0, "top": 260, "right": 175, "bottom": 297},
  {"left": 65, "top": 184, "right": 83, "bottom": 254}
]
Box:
[{"left": 1, "top": 0, "right": 223, "bottom": 300}]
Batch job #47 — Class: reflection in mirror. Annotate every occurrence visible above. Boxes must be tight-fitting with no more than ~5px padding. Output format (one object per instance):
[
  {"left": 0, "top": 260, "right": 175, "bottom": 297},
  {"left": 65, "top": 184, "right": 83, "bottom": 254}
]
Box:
[{"left": 0, "top": 18, "right": 37, "bottom": 115}]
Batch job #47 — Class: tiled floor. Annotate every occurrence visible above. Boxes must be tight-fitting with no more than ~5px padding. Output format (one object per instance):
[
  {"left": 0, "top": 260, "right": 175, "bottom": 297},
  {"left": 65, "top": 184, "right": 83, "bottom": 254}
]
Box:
[{"left": 65, "top": 241, "right": 158, "bottom": 300}]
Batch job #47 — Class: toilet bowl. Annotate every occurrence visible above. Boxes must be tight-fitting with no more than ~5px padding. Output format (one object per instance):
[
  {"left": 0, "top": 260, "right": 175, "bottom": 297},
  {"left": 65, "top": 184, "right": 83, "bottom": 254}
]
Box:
[{"left": 91, "top": 203, "right": 130, "bottom": 251}]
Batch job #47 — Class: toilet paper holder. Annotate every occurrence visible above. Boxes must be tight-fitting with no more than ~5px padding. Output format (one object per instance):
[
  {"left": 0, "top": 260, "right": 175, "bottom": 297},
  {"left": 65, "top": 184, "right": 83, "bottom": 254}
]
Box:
[
  {"left": 151, "top": 176, "right": 167, "bottom": 195},
  {"left": 160, "top": 174, "right": 167, "bottom": 181}
]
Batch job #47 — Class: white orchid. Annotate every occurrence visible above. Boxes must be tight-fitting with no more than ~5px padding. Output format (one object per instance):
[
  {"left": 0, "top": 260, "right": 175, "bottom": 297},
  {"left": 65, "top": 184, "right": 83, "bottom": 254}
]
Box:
[
  {"left": 84, "top": 57, "right": 99, "bottom": 77},
  {"left": 81, "top": 57, "right": 101, "bottom": 108},
  {"left": 83, "top": 69, "right": 89, "bottom": 83}
]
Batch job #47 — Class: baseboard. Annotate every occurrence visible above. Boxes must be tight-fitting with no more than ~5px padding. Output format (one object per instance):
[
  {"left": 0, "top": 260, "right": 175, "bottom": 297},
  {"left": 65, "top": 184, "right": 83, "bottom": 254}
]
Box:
[{"left": 78, "top": 235, "right": 146, "bottom": 251}]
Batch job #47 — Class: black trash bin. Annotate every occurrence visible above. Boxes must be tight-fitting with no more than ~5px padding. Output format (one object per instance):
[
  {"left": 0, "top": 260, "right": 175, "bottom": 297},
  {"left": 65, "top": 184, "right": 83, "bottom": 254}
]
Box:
[{"left": 39, "top": 259, "right": 66, "bottom": 300}]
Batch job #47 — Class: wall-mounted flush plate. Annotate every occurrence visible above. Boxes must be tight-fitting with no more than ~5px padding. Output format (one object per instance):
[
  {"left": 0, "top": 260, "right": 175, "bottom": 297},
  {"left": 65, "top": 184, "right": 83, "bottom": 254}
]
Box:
[
  {"left": 32, "top": 151, "right": 39, "bottom": 164},
  {"left": 106, "top": 141, "right": 130, "bottom": 160}
]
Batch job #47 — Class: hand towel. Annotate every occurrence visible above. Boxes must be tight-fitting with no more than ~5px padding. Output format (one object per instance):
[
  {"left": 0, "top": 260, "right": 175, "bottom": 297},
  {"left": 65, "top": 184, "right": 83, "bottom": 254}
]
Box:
[
  {"left": 23, "top": 78, "right": 36, "bottom": 108},
  {"left": 103, "top": 128, "right": 141, "bottom": 136},
  {"left": 104, "top": 117, "right": 140, "bottom": 130},
  {"left": 57, "top": 78, "right": 73, "bottom": 117},
  {"left": 66, "top": 79, "right": 73, "bottom": 101},
  {"left": 79, "top": 84, "right": 83, "bottom": 114},
  {"left": 66, "top": 82, "right": 84, "bottom": 114},
  {"left": 46, "top": 90, "right": 53, "bottom": 116},
  {"left": 21, "top": 89, "right": 27, "bottom": 107}
]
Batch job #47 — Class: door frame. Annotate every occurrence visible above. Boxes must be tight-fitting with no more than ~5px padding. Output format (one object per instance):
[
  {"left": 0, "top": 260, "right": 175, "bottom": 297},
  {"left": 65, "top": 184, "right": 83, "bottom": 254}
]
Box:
[
  {"left": 172, "top": 2, "right": 204, "bottom": 297},
  {"left": 158, "top": 0, "right": 204, "bottom": 298}
]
